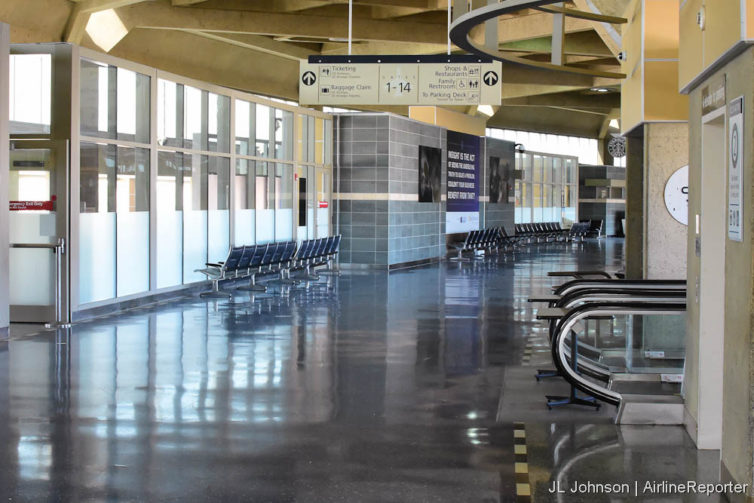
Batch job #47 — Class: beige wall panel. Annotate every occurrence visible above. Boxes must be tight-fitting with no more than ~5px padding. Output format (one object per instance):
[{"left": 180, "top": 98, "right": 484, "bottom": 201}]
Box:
[
  {"left": 687, "top": 48, "right": 754, "bottom": 495},
  {"left": 644, "top": 122, "right": 688, "bottom": 279},
  {"left": 719, "top": 48, "right": 754, "bottom": 493},
  {"left": 644, "top": 0, "right": 680, "bottom": 59},
  {"left": 679, "top": 0, "right": 704, "bottom": 90},
  {"left": 622, "top": 0, "right": 643, "bottom": 74},
  {"left": 748, "top": 0, "right": 754, "bottom": 39},
  {"left": 684, "top": 85, "right": 702, "bottom": 440},
  {"left": 703, "top": 0, "right": 742, "bottom": 68},
  {"left": 622, "top": 63, "right": 644, "bottom": 132},
  {"left": 644, "top": 60, "right": 689, "bottom": 120}
]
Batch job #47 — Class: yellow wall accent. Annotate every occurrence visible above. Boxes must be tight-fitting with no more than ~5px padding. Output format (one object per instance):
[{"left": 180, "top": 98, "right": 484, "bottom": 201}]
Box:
[
  {"left": 408, "top": 106, "right": 487, "bottom": 137},
  {"left": 645, "top": 60, "right": 687, "bottom": 120},
  {"left": 621, "top": 0, "right": 688, "bottom": 133},
  {"left": 679, "top": 0, "right": 752, "bottom": 90},
  {"left": 704, "top": 0, "right": 741, "bottom": 68},
  {"left": 679, "top": 0, "right": 704, "bottom": 90},
  {"left": 645, "top": 0, "right": 680, "bottom": 59}
]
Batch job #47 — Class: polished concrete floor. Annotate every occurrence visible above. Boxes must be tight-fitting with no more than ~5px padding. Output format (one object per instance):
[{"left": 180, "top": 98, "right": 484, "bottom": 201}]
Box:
[{"left": 0, "top": 239, "right": 723, "bottom": 502}]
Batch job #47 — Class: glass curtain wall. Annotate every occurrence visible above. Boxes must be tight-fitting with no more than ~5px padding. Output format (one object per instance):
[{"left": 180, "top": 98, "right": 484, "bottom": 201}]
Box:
[
  {"left": 79, "top": 59, "right": 151, "bottom": 303},
  {"left": 515, "top": 151, "right": 578, "bottom": 225},
  {"left": 75, "top": 49, "right": 332, "bottom": 309}
]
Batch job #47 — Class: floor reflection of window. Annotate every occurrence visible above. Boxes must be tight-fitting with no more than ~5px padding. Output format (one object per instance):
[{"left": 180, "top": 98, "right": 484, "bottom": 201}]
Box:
[{"left": 17, "top": 436, "right": 52, "bottom": 481}]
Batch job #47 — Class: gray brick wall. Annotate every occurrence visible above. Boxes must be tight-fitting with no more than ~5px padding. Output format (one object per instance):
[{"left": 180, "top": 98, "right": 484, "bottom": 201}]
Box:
[{"left": 335, "top": 113, "right": 514, "bottom": 267}]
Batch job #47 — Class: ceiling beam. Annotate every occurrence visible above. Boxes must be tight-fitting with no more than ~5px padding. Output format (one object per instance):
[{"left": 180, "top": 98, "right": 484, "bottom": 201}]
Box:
[
  {"left": 109, "top": 28, "right": 302, "bottom": 99},
  {"left": 185, "top": 31, "right": 315, "bottom": 60},
  {"left": 571, "top": 0, "right": 622, "bottom": 56},
  {"left": 116, "top": 2, "right": 447, "bottom": 44},
  {"left": 64, "top": 0, "right": 147, "bottom": 44},
  {"left": 503, "top": 91, "right": 619, "bottom": 108}
]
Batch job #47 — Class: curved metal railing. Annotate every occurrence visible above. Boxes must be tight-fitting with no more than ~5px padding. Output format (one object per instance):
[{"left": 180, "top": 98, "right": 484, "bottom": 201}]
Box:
[{"left": 551, "top": 302, "right": 687, "bottom": 406}]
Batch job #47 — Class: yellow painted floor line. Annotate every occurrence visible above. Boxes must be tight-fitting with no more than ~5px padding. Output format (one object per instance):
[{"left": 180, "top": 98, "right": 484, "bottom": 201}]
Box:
[{"left": 514, "top": 422, "right": 532, "bottom": 502}]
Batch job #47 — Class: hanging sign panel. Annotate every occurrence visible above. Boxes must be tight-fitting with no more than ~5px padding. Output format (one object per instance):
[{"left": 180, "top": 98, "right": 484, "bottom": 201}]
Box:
[
  {"left": 728, "top": 96, "right": 744, "bottom": 242},
  {"left": 446, "top": 131, "right": 480, "bottom": 233},
  {"left": 300, "top": 58, "right": 501, "bottom": 106}
]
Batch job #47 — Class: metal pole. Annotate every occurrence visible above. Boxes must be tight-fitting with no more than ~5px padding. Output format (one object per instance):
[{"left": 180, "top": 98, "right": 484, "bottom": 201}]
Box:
[
  {"left": 447, "top": 0, "right": 451, "bottom": 55},
  {"left": 348, "top": 0, "right": 353, "bottom": 55}
]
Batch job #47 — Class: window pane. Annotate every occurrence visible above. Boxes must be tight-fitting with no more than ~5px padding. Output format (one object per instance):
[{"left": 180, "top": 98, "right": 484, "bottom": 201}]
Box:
[
  {"left": 315, "top": 118, "right": 324, "bottom": 164},
  {"left": 275, "top": 163, "right": 293, "bottom": 241},
  {"left": 183, "top": 153, "right": 208, "bottom": 283},
  {"left": 80, "top": 60, "right": 115, "bottom": 140},
  {"left": 274, "top": 109, "right": 293, "bottom": 160},
  {"left": 80, "top": 60, "right": 149, "bottom": 143},
  {"left": 157, "top": 151, "right": 184, "bottom": 288},
  {"left": 543, "top": 156, "right": 552, "bottom": 183},
  {"left": 184, "top": 86, "right": 203, "bottom": 150},
  {"left": 208, "top": 93, "right": 230, "bottom": 153},
  {"left": 116, "top": 68, "right": 150, "bottom": 143},
  {"left": 234, "top": 159, "right": 255, "bottom": 245},
  {"left": 208, "top": 156, "right": 230, "bottom": 262},
  {"left": 157, "top": 79, "right": 183, "bottom": 147},
  {"left": 255, "top": 162, "right": 273, "bottom": 243},
  {"left": 306, "top": 116, "right": 315, "bottom": 163},
  {"left": 256, "top": 104, "right": 270, "bottom": 157},
  {"left": 323, "top": 119, "right": 332, "bottom": 165},
  {"left": 316, "top": 169, "right": 330, "bottom": 238},
  {"left": 235, "top": 100, "right": 253, "bottom": 156},
  {"left": 533, "top": 155, "right": 543, "bottom": 183},
  {"left": 79, "top": 142, "right": 116, "bottom": 303},
  {"left": 115, "top": 146, "right": 150, "bottom": 296},
  {"left": 10, "top": 54, "right": 51, "bottom": 134}
]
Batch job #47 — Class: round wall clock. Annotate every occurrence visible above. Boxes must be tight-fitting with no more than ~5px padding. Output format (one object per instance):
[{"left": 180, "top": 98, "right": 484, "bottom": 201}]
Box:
[{"left": 664, "top": 165, "right": 689, "bottom": 225}]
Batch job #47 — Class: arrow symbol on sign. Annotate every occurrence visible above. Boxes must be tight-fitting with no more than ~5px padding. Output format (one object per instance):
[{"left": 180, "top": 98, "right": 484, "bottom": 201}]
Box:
[
  {"left": 302, "top": 71, "right": 316, "bottom": 86},
  {"left": 483, "top": 71, "right": 499, "bottom": 86}
]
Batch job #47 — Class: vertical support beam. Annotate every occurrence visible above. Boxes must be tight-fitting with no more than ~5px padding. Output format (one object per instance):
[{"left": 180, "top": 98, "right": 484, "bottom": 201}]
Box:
[
  {"left": 624, "top": 127, "right": 644, "bottom": 279},
  {"left": 148, "top": 67, "right": 158, "bottom": 290},
  {"left": 452, "top": 0, "right": 468, "bottom": 21},
  {"left": 485, "top": 0, "right": 498, "bottom": 51},
  {"left": 551, "top": 2, "right": 565, "bottom": 66},
  {"left": 0, "top": 23, "right": 9, "bottom": 337}
]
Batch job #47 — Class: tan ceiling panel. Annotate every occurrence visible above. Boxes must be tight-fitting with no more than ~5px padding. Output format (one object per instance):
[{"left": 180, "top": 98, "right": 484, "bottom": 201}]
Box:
[{"left": 116, "top": 2, "right": 447, "bottom": 43}]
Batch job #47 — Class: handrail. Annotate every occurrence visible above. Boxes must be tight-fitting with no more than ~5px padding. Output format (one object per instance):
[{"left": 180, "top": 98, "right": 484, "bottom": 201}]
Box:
[
  {"left": 554, "top": 279, "right": 686, "bottom": 297},
  {"left": 551, "top": 302, "right": 687, "bottom": 406},
  {"left": 545, "top": 290, "right": 687, "bottom": 381}
]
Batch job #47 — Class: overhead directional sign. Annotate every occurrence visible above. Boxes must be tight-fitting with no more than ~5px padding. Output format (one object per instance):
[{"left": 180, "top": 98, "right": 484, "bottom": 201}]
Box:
[{"left": 300, "top": 56, "right": 501, "bottom": 106}]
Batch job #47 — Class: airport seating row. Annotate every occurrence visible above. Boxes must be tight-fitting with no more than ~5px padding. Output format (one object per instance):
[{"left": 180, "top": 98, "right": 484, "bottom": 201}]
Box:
[{"left": 196, "top": 235, "right": 341, "bottom": 298}]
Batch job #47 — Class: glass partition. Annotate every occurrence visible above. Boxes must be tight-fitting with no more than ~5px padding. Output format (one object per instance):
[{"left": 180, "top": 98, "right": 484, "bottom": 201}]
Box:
[
  {"left": 10, "top": 54, "right": 51, "bottom": 134},
  {"left": 234, "top": 159, "right": 255, "bottom": 245},
  {"left": 70, "top": 50, "right": 332, "bottom": 310},
  {"left": 156, "top": 151, "right": 184, "bottom": 288},
  {"left": 255, "top": 162, "right": 274, "bottom": 243},
  {"left": 115, "top": 146, "right": 150, "bottom": 297},
  {"left": 182, "top": 153, "right": 208, "bottom": 283},
  {"left": 515, "top": 151, "right": 577, "bottom": 225},
  {"left": 79, "top": 142, "right": 116, "bottom": 303},
  {"left": 208, "top": 156, "right": 230, "bottom": 263},
  {"left": 274, "top": 163, "right": 293, "bottom": 241}
]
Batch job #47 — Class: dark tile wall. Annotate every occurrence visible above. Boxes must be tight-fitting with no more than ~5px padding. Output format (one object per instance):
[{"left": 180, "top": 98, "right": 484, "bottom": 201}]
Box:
[
  {"left": 482, "top": 137, "right": 516, "bottom": 233},
  {"left": 578, "top": 164, "right": 627, "bottom": 236},
  {"left": 335, "top": 113, "right": 514, "bottom": 267},
  {"left": 335, "top": 114, "right": 390, "bottom": 265},
  {"left": 387, "top": 116, "right": 445, "bottom": 265}
]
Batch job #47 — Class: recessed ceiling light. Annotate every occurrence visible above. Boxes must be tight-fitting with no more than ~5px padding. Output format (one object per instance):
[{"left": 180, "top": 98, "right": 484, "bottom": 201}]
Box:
[
  {"left": 590, "top": 87, "right": 610, "bottom": 93},
  {"left": 86, "top": 9, "right": 129, "bottom": 52}
]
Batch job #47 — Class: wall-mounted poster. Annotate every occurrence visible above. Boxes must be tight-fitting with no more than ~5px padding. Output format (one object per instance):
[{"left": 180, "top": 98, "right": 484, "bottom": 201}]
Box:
[
  {"left": 489, "top": 156, "right": 514, "bottom": 204},
  {"left": 446, "top": 131, "right": 480, "bottom": 233},
  {"left": 418, "top": 145, "right": 442, "bottom": 203}
]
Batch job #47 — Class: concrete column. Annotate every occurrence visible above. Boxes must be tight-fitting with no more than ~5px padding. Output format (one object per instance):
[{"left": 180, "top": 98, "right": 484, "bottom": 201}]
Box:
[
  {"left": 643, "top": 122, "right": 688, "bottom": 279},
  {"left": 0, "top": 23, "right": 9, "bottom": 339},
  {"left": 624, "top": 129, "right": 644, "bottom": 279}
]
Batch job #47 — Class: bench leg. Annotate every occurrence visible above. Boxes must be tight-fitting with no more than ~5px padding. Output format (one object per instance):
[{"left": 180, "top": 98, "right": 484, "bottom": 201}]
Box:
[
  {"left": 237, "top": 274, "right": 267, "bottom": 292},
  {"left": 200, "top": 279, "right": 232, "bottom": 299}
]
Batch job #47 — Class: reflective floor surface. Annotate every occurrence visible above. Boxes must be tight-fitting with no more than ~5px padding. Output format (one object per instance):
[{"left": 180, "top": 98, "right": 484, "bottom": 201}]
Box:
[{"left": 0, "top": 239, "right": 723, "bottom": 502}]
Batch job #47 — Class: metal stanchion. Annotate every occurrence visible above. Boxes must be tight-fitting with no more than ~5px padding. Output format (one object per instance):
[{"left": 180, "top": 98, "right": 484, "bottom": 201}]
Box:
[{"left": 46, "top": 237, "right": 70, "bottom": 328}]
